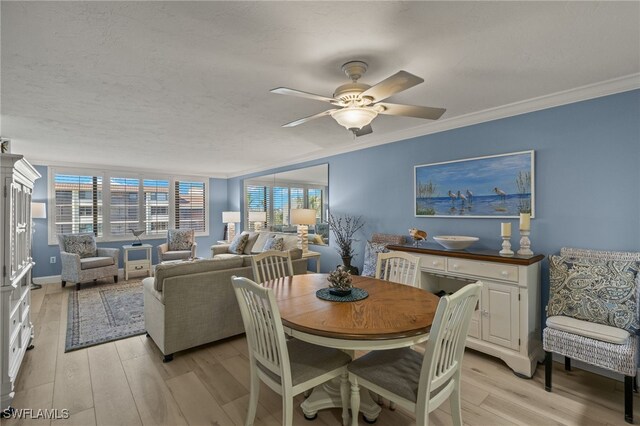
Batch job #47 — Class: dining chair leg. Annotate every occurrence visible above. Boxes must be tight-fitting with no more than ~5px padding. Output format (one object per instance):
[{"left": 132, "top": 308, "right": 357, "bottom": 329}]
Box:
[
  {"left": 450, "top": 371, "right": 463, "bottom": 426},
  {"left": 340, "top": 372, "right": 350, "bottom": 426},
  {"left": 544, "top": 351, "right": 552, "bottom": 392},
  {"left": 634, "top": 374, "right": 638, "bottom": 393},
  {"left": 245, "top": 367, "right": 260, "bottom": 426},
  {"left": 564, "top": 356, "right": 571, "bottom": 371},
  {"left": 625, "top": 375, "right": 633, "bottom": 423},
  {"left": 283, "top": 395, "right": 294, "bottom": 426},
  {"left": 350, "top": 380, "right": 361, "bottom": 426}
]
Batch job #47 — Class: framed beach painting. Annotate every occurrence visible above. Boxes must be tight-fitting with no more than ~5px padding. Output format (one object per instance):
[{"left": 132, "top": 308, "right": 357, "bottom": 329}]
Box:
[{"left": 414, "top": 150, "right": 534, "bottom": 218}]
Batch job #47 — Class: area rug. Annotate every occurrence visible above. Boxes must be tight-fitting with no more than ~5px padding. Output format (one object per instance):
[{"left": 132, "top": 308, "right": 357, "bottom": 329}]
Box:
[{"left": 65, "top": 279, "right": 145, "bottom": 352}]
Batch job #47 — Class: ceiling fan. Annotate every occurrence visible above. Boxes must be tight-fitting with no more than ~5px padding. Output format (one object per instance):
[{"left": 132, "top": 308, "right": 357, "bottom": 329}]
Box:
[{"left": 271, "top": 61, "right": 446, "bottom": 137}]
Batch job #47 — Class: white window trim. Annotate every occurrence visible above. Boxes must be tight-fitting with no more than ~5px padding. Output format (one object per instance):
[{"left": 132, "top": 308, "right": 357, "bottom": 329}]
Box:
[{"left": 48, "top": 166, "right": 209, "bottom": 245}]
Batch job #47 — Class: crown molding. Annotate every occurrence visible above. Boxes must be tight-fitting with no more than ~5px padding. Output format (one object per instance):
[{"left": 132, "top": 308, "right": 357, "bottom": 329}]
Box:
[{"left": 229, "top": 73, "right": 640, "bottom": 178}]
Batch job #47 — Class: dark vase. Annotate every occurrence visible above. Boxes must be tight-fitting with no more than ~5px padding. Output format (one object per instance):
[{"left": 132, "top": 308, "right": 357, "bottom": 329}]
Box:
[
  {"left": 329, "top": 288, "right": 352, "bottom": 297},
  {"left": 341, "top": 256, "right": 359, "bottom": 276}
]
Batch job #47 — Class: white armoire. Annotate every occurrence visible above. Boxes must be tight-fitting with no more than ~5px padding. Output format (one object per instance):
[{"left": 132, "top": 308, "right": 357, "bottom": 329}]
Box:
[{"left": 0, "top": 153, "right": 40, "bottom": 413}]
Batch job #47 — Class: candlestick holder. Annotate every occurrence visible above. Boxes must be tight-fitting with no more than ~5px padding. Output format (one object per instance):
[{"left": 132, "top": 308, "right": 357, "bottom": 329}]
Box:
[
  {"left": 518, "top": 230, "right": 533, "bottom": 256},
  {"left": 499, "top": 236, "right": 514, "bottom": 256}
]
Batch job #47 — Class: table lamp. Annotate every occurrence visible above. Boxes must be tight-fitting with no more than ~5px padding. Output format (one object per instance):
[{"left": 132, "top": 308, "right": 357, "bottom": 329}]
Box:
[
  {"left": 290, "top": 208, "right": 316, "bottom": 253},
  {"left": 31, "top": 202, "right": 47, "bottom": 290},
  {"left": 222, "top": 211, "right": 241, "bottom": 242},
  {"left": 248, "top": 211, "right": 267, "bottom": 232}
]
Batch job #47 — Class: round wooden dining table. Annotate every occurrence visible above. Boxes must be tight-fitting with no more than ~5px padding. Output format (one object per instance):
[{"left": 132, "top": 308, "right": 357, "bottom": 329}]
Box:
[{"left": 262, "top": 273, "right": 440, "bottom": 423}]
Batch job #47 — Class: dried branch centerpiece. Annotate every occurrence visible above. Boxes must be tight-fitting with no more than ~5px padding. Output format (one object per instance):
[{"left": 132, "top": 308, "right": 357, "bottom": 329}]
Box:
[
  {"left": 328, "top": 213, "right": 365, "bottom": 275},
  {"left": 327, "top": 266, "right": 353, "bottom": 296}
]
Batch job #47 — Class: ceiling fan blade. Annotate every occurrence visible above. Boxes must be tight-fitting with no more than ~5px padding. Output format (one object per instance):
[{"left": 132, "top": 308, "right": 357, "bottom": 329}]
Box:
[
  {"left": 282, "top": 109, "right": 338, "bottom": 127},
  {"left": 353, "top": 124, "right": 373, "bottom": 137},
  {"left": 377, "top": 102, "right": 446, "bottom": 120},
  {"left": 271, "top": 87, "right": 337, "bottom": 103},
  {"left": 360, "top": 71, "right": 424, "bottom": 102}
]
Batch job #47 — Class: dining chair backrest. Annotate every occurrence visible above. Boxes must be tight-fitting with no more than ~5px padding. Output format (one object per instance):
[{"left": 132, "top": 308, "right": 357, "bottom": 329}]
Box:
[
  {"left": 231, "top": 276, "right": 293, "bottom": 388},
  {"left": 417, "top": 281, "right": 482, "bottom": 412},
  {"left": 375, "top": 251, "right": 422, "bottom": 287},
  {"left": 252, "top": 250, "right": 294, "bottom": 284}
]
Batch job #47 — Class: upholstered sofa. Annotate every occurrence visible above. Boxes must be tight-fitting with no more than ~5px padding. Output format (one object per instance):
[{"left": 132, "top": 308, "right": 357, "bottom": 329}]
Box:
[
  {"left": 142, "top": 252, "right": 307, "bottom": 362},
  {"left": 210, "top": 231, "right": 301, "bottom": 264}
]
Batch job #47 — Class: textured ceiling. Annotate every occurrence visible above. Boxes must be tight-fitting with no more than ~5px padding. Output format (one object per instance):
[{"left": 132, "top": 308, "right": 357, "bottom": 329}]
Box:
[{"left": 1, "top": 1, "right": 639, "bottom": 177}]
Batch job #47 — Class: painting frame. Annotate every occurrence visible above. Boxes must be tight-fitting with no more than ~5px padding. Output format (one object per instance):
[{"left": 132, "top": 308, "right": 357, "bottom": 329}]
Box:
[{"left": 414, "top": 150, "right": 535, "bottom": 218}]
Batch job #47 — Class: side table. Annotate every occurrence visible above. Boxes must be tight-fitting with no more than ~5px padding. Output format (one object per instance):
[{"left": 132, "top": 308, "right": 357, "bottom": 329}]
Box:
[
  {"left": 302, "top": 250, "right": 321, "bottom": 273},
  {"left": 123, "top": 244, "right": 153, "bottom": 280}
]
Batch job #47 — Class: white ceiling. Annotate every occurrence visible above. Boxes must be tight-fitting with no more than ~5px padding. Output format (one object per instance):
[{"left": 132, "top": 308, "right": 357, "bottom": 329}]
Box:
[{"left": 2, "top": 1, "right": 639, "bottom": 177}]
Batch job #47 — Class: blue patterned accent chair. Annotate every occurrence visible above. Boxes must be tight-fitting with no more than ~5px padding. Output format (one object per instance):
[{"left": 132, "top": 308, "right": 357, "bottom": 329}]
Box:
[
  {"left": 58, "top": 233, "right": 119, "bottom": 290},
  {"left": 544, "top": 247, "right": 640, "bottom": 424},
  {"left": 157, "top": 229, "right": 197, "bottom": 262}
]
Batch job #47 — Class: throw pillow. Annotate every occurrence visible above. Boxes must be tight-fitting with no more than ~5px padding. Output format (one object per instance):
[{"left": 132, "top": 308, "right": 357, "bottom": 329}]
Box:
[
  {"left": 243, "top": 232, "right": 260, "bottom": 255},
  {"left": 547, "top": 255, "right": 640, "bottom": 334},
  {"left": 361, "top": 241, "right": 390, "bottom": 277},
  {"left": 168, "top": 229, "right": 194, "bottom": 251},
  {"left": 63, "top": 234, "right": 97, "bottom": 259},
  {"left": 262, "top": 236, "right": 285, "bottom": 251},
  {"left": 228, "top": 232, "right": 250, "bottom": 254}
]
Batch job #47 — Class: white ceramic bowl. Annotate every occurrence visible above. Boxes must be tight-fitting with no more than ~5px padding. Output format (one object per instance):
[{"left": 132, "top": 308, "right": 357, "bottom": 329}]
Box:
[{"left": 433, "top": 236, "right": 479, "bottom": 250}]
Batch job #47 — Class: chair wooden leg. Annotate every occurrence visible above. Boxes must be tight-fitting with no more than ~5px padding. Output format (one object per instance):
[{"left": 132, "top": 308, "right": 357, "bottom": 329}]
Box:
[
  {"left": 564, "top": 356, "right": 571, "bottom": 371},
  {"left": 114, "top": 275, "right": 118, "bottom": 283},
  {"left": 450, "top": 372, "right": 463, "bottom": 426},
  {"left": 246, "top": 367, "right": 259, "bottom": 426},
  {"left": 75, "top": 283, "right": 81, "bottom": 291},
  {"left": 625, "top": 375, "right": 633, "bottom": 423},
  {"left": 544, "top": 351, "right": 552, "bottom": 392},
  {"left": 635, "top": 375, "right": 638, "bottom": 393},
  {"left": 282, "top": 395, "right": 294, "bottom": 426},
  {"left": 61, "top": 281, "right": 66, "bottom": 288}
]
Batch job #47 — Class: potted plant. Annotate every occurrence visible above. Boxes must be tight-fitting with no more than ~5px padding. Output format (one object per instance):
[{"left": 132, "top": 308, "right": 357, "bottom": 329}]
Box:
[{"left": 328, "top": 213, "right": 365, "bottom": 275}]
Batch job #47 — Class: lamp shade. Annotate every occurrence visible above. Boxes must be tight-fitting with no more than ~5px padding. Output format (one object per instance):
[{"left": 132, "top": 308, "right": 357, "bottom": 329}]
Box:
[
  {"left": 222, "top": 211, "right": 241, "bottom": 223},
  {"left": 248, "top": 211, "right": 267, "bottom": 222},
  {"left": 290, "top": 208, "right": 316, "bottom": 225},
  {"left": 32, "top": 202, "right": 47, "bottom": 219}
]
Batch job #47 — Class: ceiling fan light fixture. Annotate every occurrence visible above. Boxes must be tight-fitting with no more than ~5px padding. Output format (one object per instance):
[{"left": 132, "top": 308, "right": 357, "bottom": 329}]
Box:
[{"left": 330, "top": 107, "right": 378, "bottom": 130}]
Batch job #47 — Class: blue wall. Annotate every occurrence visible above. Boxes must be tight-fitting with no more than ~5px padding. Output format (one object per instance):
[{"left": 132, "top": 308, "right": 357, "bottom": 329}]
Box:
[
  {"left": 229, "top": 90, "right": 640, "bottom": 309},
  {"left": 31, "top": 169, "right": 228, "bottom": 278}
]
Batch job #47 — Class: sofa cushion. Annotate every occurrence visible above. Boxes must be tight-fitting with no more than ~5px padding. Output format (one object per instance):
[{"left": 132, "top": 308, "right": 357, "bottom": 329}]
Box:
[
  {"left": 143, "top": 277, "right": 164, "bottom": 303},
  {"left": 80, "top": 256, "right": 115, "bottom": 270},
  {"left": 263, "top": 236, "right": 284, "bottom": 251},
  {"left": 546, "top": 316, "right": 630, "bottom": 344},
  {"left": 281, "top": 234, "right": 299, "bottom": 251},
  {"left": 251, "top": 232, "right": 273, "bottom": 254},
  {"left": 547, "top": 255, "right": 640, "bottom": 334},
  {"left": 362, "top": 241, "right": 390, "bottom": 277},
  {"left": 63, "top": 233, "right": 97, "bottom": 259},
  {"left": 161, "top": 250, "right": 193, "bottom": 261},
  {"left": 229, "top": 232, "right": 250, "bottom": 254},
  {"left": 243, "top": 232, "right": 260, "bottom": 255},
  {"left": 168, "top": 229, "right": 194, "bottom": 251},
  {"left": 154, "top": 257, "right": 244, "bottom": 291}
]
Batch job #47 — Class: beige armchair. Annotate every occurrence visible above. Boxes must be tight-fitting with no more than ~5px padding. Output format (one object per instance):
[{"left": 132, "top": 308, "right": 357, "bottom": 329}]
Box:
[
  {"left": 58, "top": 233, "right": 119, "bottom": 290},
  {"left": 157, "top": 229, "right": 197, "bottom": 262}
]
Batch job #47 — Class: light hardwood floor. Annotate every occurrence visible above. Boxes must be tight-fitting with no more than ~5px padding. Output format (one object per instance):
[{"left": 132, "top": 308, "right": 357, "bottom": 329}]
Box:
[{"left": 3, "top": 281, "right": 638, "bottom": 426}]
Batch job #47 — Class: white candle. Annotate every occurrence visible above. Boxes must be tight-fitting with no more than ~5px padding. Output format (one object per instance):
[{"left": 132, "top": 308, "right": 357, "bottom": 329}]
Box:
[
  {"left": 519, "top": 213, "right": 531, "bottom": 231},
  {"left": 501, "top": 222, "right": 512, "bottom": 237}
]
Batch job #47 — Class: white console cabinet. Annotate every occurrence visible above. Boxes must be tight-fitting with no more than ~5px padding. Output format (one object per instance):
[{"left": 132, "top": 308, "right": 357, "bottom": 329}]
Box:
[
  {"left": 389, "top": 244, "right": 545, "bottom": 378},
  {"left": 1, "top": 154, "right": 40, "bottom": 413}
]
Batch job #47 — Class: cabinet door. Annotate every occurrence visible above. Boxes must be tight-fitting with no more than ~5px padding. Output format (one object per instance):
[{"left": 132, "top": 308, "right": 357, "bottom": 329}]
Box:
[{"left": 481, "top": 281, "right": 519, "bottom": 350}]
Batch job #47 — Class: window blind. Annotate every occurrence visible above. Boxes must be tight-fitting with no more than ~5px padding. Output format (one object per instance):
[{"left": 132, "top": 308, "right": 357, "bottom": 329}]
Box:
[
  {"left": 54, "top": 174, "right": 103, "bottom": 236},
  {"left": 109, "top": 177, "right": 140, "bottom": 235},
  {"left": 272, "top": 187, "right": 289, "bottom": 225},
  {"left": 175, "top": 180, "right": 206, "bottom": 232},
  {"left": 144, "top": 179, "right": 169, "bottom": 235}
]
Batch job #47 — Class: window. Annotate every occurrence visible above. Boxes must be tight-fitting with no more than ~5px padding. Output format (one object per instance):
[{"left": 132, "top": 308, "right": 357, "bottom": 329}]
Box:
[
  {"left": 243, "top": 181, "right": 327, "bottom": 229},
  {"left": 175, "top": 180, "right": 206, "bottom": 232},
  {"left": 53, "top": 174, "right": 103, "bottom": 237},
  {"left": 49, "top": 168, "right": 208, "bottom": 244}
]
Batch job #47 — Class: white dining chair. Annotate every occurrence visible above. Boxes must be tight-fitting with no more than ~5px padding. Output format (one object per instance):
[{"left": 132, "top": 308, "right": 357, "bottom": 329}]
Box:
[
  {"left": 375, "top": 251, "right": 421, "bottom": 287},
  {"left": 251, "top": 250, "right": 294, "bottom": 283},
  {"left": 231, "top": 276, "right": 352, "bottom": 426},
  {"left": 348, "top": 281, "right": 482, "bottom": 426}
]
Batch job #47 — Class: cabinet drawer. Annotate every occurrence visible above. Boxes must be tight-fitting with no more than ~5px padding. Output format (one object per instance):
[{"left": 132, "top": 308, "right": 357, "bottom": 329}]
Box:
[
  {"left": 9, "top": 307, "right": 20, "bottom": 339},
  {"left": 127, "top": 260, "right": 150, "bottom": 271},
  {"left": 418, "top": 254, "right": 446, "bottom": 271},
  {"left": 21, "top": 322, "right": 31, "bottom": 347},
  {"left": 446, "top": 259, "right": 518, "bottom": 283},
  {"left": 8, "top": 331, "right": 21, "bottom": 376}
]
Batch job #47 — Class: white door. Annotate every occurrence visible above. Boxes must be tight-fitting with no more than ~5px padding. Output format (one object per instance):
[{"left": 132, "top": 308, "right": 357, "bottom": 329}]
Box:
[{"left": 481, "top": 281, "right": 519, "bottom": 350}]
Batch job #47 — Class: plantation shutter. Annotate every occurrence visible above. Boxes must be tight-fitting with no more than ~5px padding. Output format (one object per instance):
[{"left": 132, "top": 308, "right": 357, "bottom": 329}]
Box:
[
  {"left": 174, "top": 180, "right": 206, "bottom": 232},
  {"left": 308, "top": 188, "right": 323, "bottom": 222},
  {"left": 53, "top": 173, "right": 103, "bottom": 237},
  {"left": 109, "top": 177, "right": 140, "bottom": 235},
  {"left": 273, "top": 187, "right": 289, "bottom": 225},
  {"left": 144, "top": 179, "right": 169, "bottom": 235}
]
